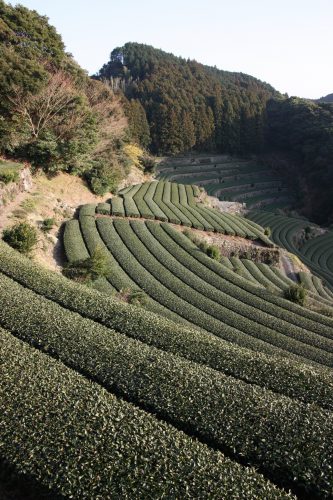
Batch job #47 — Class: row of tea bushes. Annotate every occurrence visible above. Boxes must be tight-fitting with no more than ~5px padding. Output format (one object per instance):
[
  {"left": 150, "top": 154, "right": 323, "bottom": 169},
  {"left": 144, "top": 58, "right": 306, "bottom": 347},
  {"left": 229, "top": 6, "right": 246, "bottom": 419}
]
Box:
[
  {"left": 0, "top": 274, "right": 332, "bottom": 496},
  {"left": 1, "top": 328, "right": 293, "bottom": 499},
  {"left": 0, "top": 241, "right": 332, "bottom": 411}
]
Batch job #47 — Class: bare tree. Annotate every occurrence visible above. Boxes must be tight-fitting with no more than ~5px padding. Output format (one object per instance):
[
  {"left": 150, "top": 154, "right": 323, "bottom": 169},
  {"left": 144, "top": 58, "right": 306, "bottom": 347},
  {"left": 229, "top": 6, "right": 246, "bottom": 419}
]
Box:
[{"left": 8, "top": 70, "right": 91, "bottom": 141}]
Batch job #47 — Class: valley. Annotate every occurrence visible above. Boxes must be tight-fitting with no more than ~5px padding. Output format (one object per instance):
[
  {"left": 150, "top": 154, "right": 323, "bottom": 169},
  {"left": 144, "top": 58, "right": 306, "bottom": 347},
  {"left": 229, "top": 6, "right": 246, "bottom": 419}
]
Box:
[{"left": 0, "top": 2, "right": 333, "bottom": 498}]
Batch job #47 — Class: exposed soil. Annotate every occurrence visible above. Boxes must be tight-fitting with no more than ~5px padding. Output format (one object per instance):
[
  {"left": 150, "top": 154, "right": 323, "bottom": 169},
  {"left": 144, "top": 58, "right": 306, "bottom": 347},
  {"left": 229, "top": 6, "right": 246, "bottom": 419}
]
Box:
[
  {"left": 117, "top": 165, "right": 155, "bottom": 191},
  {"left": 281, "top": 253, "right": 298, "bottom": 282},
  {"left": 0, "top": 172, "right": 106, "bottom": 271}
]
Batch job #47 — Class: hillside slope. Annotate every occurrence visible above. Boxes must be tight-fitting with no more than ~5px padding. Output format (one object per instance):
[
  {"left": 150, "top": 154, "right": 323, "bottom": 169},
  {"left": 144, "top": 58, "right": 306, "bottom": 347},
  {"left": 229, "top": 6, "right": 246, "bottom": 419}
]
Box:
[
  {"left": 97, "top": 42, "right": 278, "bottom": 155},
  {"left": 317, "top": 93, "right": 333, "bottom": 103},
  {"left": 1, "top": 240, "right": 333, "bottom": 498}
]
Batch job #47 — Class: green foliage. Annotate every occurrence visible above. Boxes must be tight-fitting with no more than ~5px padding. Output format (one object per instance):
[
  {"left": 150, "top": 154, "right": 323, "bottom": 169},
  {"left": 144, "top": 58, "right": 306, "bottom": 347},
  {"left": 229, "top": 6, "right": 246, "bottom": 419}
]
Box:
[
  {"left": 117, "top": 180, "right": 270, "bottom": 240},
  {"left": 94, "top": 217, "right": 333, "bottom": 367},
  {"left": 1, "top": 328, "right": 292, "bottom": 499},
  {"left": 1, "top": 239, "right": 333, "bottom": 412},
  {"left": 0, "top": 269, "right": 332, "bottom": 497},
  {"left": 160, "top": 222, "right": 333, "bottom": 338},
  {"left": 264, "top": 226, "right": 272, "bottom": 237},
  {"left": 184, "top": 230, "right": 222, "bottom": 262},
  {"left": 0, "top": 3, "right": 130, "bottom": 194},
  {"left": 0, "top": 161, "right": 21, "bottom": 184},
  {"left": 63, "top": 219, "right": 90, "bottom": 263},
  {"left": 2, "top": 222, "right": 37, "bottom": 254},
  {"left": 284, "top": 284, "right": 307, "bottom": 306},
  {"left": 128, "top": 289, "right": 148, "bottom": 306},
  {"left": 64, "top": 246, "right": 109, "bottom": 282},
  {"left": 96, "top": 202, "right": 110, "bottom": 215},
  {"left": 206, "top": 244, "right": 221, "bottom": 261},
  {"left": 41, "top": 217, "right": 55, "bottom": 232},
  {"left": 86, "top": 246, "right": 110, "bottom": 278},
  {"left": 124, "top": 98, "right": 151, "bottom": 147},
  {"left": 97, "top": 43, "right": 278, "bottom": 155},
  {"left": 248, "top": 211, "right": 333, "bottom": 294},
  {"left": 86, "top": 157, "right": 122, "bottom": 195}
]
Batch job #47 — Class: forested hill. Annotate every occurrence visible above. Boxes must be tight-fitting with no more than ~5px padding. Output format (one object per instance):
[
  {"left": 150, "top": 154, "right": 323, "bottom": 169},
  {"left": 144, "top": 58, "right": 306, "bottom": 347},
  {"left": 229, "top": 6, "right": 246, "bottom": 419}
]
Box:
[
  {"left": 98, "top": 43, "right": 333, "bottom": 225},
  {"left": 317, "top": 93, "right": 333, "bottom": 103},
  {"left": 97, "top": 43, "right": 280, "bottom": 155},
  {"left": 266, "top": 97, "right": 333, "bottom": 224}
]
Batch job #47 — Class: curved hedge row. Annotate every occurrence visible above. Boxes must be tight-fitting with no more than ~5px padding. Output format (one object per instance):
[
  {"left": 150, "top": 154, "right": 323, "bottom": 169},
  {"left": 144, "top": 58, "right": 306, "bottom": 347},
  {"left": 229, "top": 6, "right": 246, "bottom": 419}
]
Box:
[
  {"left": 122, "top": 184, "right": 141, "bottom": 217},
  {"left": 134, "top": 221, "right": 333, "bottom": 362},
  {"left": 96, "top": 202, "right": 110, "bottom": 215},
  {"left": 1, "top": 275, "right": 332, "bottom": 497},
  {"left": 133, "top": 182, "right": 155, "bottom": 219},
  {"left": 79, "top": 203, "right": 96, "bottom": 217},
  {"left": 76, "top": 215, "right": 190, "bottom": 325},
  {"left": 108, "top": 219, "right": 331, "bottom": 364},
  {"left": 2, "top": 329, "right": 293, "bottom": 499},
  {"left": 151, "top": 181, "right": 179, "bottom": 224},
  {"left": 98, "top": 218, "right": 257, "bottom": 348},
  {"left": 156, "top": 159, "right": 293, "bottom": 213},
  {"left": 0, "top": 241, "right": 332, "bottom": 411},
  {"left": 256, "top": 262, "right": 293, "bottom": 290},
  {"left": 302, "top": 231, "right": 333, "bottom": 272},
  {"left": 116, "top": 180, "right": 271, "bottom": 242},
  {"left": 63, "top": 219, "right": 90, "bottom": 263},
  {"left": 110, "top": 196, "right": 125, "bottom": 217},
  {"left": 165, "top": 181, "right": 193, "bottom": 226},
  {"left": 248, "top": 211, "right": 333, "bottom": 292},
  {"left": 145, "top": 181, "right": 168, "bottom": 221},
  {"left": 160, "top": 223, "right": 333, "bottom": 334},
  {"left": 230, "top": 257, "right": 260, "bottom": 284},
  {"left": 242, "top": 259, "right": 281, "bottom": 291}
]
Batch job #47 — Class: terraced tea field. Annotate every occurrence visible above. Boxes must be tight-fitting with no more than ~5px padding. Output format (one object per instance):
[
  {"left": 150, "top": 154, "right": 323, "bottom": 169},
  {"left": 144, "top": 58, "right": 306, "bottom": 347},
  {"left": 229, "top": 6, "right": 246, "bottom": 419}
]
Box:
[
  {"left": 158, "top": 156, "right": 295, "bottom": 211},
  {"left": 158, "top": 156, "right": 333, "bottom": 296},
  {"left": 2, "top": 174, "right": 333, "bottom": 498},
  {"left": 1, "top": 238, "right": 333, "bottom": 498},
  {"left": 114, "top": 180, "right": 272, "bottom": 244},
  {"left": 62, "top": 201, "right": 333, "bottom": 367},
  {"left": 248, "top": 211, "right": 333, "bottom": 293}
]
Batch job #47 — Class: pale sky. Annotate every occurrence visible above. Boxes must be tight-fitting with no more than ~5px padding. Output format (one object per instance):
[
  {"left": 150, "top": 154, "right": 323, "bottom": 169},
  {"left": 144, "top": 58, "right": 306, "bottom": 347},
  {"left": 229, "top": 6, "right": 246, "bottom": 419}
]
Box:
[{"left": 11, "top": 0, "right": 333, "bottom": 98}]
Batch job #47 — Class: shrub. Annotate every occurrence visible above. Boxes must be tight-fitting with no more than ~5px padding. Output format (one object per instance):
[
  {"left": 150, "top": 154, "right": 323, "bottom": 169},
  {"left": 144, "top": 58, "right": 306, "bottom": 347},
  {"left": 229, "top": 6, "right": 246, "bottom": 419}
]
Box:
[
  {"left": 0, "top": 275, "right": 332, "bottom": 497},
  {"left": 0, "top": 167, "right": 19, "bottom": 184},
  {"left": 2, "top": 222, "right": 37, "bottom": 254},
  {"left": 64, "top": 246, "right": 109, "bottom": 282},
  {"left": 206, "top": 244, "right": 221, "bottom": 261},
  {"left": 284, "top": 284, "right": 307, "bottom": 306},
  {"left": 198, "top": 241, "right": 208, "bottom": 252},
  {"left": 128, "top": 289, "right": 148, "bottom": 306},
  {"left": 86, "top": 157, "right": 122, "bottom": 195},
  {"left": 0, "top": 329, "right": 292, "bottom": 499},
  {"left": 63, "top": 219, "right": 90, "bottom": 263},
  {"left": 41, "top": 218, "right": 55, "bottom": 232},
  {"left": 1, "top": 239, "right": 333, "bottom": 413},
  {"left": 264, "top": 226, "right": 272, "bottom": 237},
  {"left": 96, "top": 202, "right": 110, "bottom": 215}
]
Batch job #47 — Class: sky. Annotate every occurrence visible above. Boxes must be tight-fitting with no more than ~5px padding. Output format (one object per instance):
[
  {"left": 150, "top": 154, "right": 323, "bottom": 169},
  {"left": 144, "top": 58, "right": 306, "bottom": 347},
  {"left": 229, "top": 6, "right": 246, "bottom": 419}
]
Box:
[{"left": 12, "top": 0, "right": 333, "bottom": 98}]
